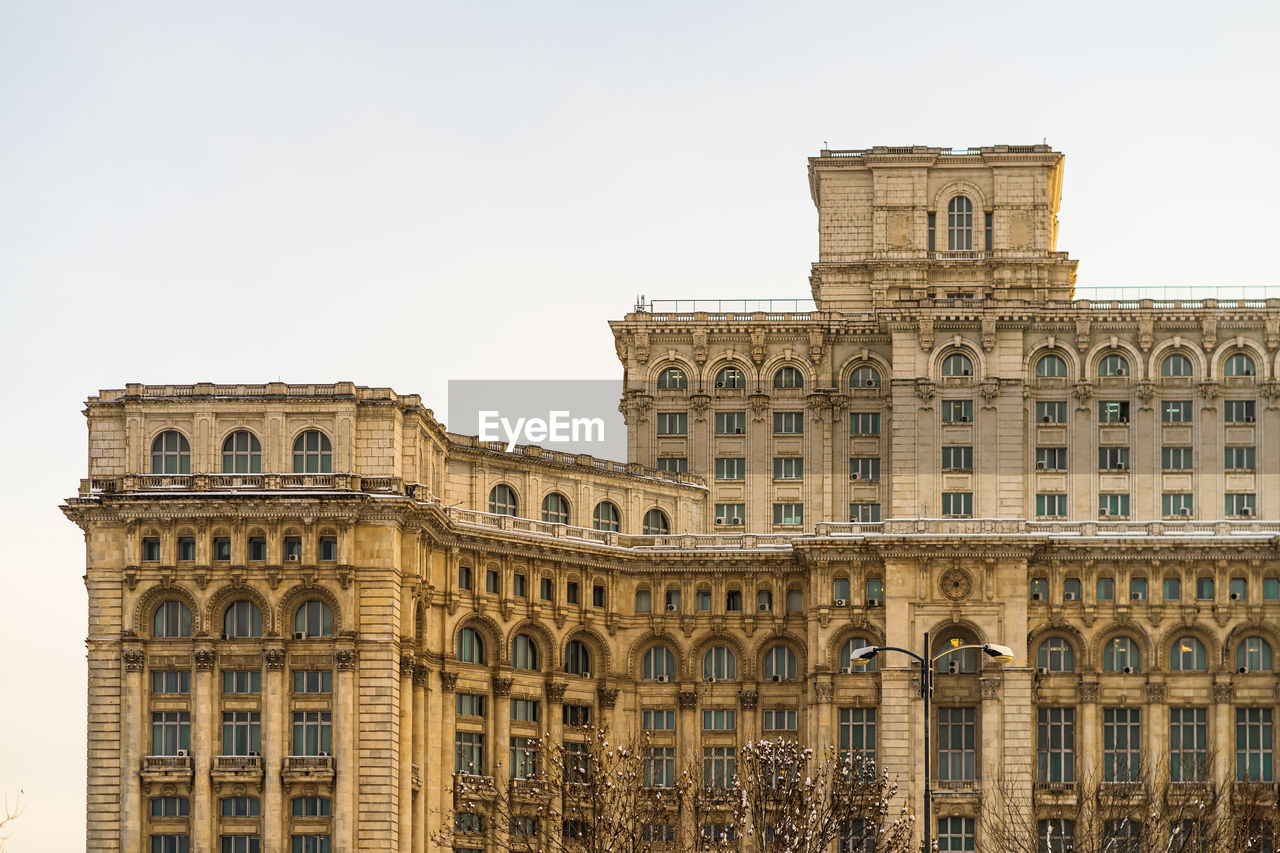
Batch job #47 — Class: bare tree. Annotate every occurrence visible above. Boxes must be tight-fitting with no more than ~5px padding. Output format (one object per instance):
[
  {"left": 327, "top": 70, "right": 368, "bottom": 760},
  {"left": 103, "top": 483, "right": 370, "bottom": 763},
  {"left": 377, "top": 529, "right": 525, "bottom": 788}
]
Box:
[{"left": 0, "top": 790, "right": 22, "bottom": 853}]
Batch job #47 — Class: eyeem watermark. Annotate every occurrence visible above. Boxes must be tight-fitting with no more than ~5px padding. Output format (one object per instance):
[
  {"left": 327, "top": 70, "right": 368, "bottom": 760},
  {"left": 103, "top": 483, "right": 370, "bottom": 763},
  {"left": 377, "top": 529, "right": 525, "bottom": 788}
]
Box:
[
  {"left": 478, "top": 410, "right": 605, "bottom": 452},
  {"left": 448, "top": 380, "right": 625, "bottom": 459}
]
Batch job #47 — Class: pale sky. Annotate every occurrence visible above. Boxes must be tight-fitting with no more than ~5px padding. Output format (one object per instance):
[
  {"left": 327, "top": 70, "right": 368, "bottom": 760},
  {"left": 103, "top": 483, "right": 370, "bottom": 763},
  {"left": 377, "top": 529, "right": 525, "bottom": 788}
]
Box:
[{"left": 1, "top": 2, "right": 1277, "bottom": 849}]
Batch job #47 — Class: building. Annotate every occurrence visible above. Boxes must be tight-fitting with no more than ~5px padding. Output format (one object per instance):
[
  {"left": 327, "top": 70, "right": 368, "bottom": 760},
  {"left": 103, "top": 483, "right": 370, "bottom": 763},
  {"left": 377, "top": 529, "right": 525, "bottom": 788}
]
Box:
[{"left": 65, "top": 145, "right": 1280, "bottom": 853}]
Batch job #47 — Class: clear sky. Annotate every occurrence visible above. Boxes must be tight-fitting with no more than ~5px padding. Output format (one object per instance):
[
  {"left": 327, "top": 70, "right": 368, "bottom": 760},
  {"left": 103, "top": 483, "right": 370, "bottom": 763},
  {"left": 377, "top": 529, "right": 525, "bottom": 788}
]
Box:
[{"left": 0, "top": 1, "right": 1276, "bottom": 848}]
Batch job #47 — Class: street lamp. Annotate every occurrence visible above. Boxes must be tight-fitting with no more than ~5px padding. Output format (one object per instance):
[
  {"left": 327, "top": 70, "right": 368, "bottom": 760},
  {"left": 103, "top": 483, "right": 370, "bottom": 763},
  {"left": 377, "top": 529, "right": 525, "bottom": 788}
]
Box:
[{"left": 849, "top": 634, "right": 1014, "bottom": 853}]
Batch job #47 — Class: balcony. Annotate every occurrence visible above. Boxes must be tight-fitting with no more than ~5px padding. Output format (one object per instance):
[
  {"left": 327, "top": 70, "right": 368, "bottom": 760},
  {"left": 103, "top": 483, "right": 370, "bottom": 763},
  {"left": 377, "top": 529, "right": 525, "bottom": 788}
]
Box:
[
  {"left": 212, "top": 754, "right": 263, "bottom": 778},
  {"left": 282, "top": 754, "right": 335, "bottom": 787},
  {"left": 141, "top": 754, "right": 194, "bottom": 793}
]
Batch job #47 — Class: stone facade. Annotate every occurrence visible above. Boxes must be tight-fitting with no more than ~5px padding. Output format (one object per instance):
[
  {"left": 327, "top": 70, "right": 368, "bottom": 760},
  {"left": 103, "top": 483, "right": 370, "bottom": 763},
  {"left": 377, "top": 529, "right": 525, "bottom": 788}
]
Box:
[{"left": 65, "top": 146, "right": 1280, "bottom": 853}]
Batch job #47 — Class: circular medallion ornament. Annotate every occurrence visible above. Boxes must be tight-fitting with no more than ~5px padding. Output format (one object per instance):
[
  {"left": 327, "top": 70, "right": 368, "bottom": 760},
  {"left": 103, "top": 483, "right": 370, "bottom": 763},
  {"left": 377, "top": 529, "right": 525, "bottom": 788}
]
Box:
[{"left": 940, "top": 568, "right": 973, "bottom": 600}]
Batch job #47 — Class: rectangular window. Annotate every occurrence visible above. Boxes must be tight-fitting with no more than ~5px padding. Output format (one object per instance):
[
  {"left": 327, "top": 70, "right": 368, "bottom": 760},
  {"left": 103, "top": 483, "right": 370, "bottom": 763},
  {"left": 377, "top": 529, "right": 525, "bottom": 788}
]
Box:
[
  {"left": 592, "top": 584, "right": 605, "bottom": 607},
  {"left": 152, "top": 796, "right": 190, "bottom": 817},
  {"left": 773, "top": 503, "right": 803, "bottom": 526},
  {"left": 1036, "top": 401, "right": 1067, "bottom": 424},
  {"left": 1036, "top": 494, "right": 1067, "bottom": 518},
  {"left": 773, "top": 457, "right": 803, "bottom": 480},
  {"left": 566, "top": 581, "right": 579, "bottom": 604},
  {"left": 941, "top": 446, "right": 973, "bottom": 471},
  {"left": 850, "top": 503, "right": 881, "bottom": 522},
  {"left": 223, "top": 671, "right": 261, "bottom": 695},
  {"left": 937, "top": 707, "right": 976, "bottom": 781},
  {"left": 702, "top": 746, "right": 736, "bottom": 788},
  {"left": 984, "top": 212, "right": 993, "bottom": 252},
  {"left": 511, "top": 699, "right": 539, "bottom": 722},
  {"left": 1036, "top": 447, "right": 1066, "bottom": 471},
  {"left": 1196, "top": 576, "right": 1215, "bottom": 600},
  {"left": 715, "top": 504, "right": 746, "bottom": 525},
  {"left": 656, "top": 412, "right": 688, "bottom": 435},
  {"left": 1170, "top": 707, "right": 1209, "bottom": 782},
  {"left": 152, "top": 671, "right": 190, "bottom": 694},
  {"left": 1225, "top": 446, "right": 1257, "bottom": 471},
  {"left": 1037, "top": 707, "right": 1075, "bottom": 782},
  {"left": 142, "top": 537, "right": 161, "bottom": 562},
  {"left": 642, "top": 709, "right": 676, "bottom": 731},
  {"left": 1264, "top": 578, "right": 1280, "bottom": 601},
  {"left": 563, "top": 704, "right": 591, "bottom": 726},
  {"left": 942, "top": 400, "right": 973, "bottom": 424},
  {"left": 458, "top": 565, "right": 472, "bottom": 591},
  {"left": 715, "top": 458, "right": 746, "bottom": 480},
  {"left": 1224, "top": 399, "right": 1257, "bottom": 423},
  {"left": 220, "top": 837, "right": 262, "bottom": 853},
  {"left": 1099, "top": 494, "right": 1130, "bottom": 518},
  {"left": 1162, "top": 493, "right": 1194, "bottom": 517},
  {"left": 292, "top": 670, "right": 332, "bottom": 694},
  {"left": 454, "top": 731, "right": 484, "bottom": 774},
  {"left": 540, "top": 577, "right": 553, "bottom": 601},
  {"left": 177, "top": 537, "right": 195, "bottom": 562},
  {"left": 1162, "top": 446, "right": 1193, "bottom": 470},
  {"left": 1099, "top": 401, "right": 1131, "bottom": 423},
  {"left": 773, "top": 411, "right": 804, "bottom": 434},
  {"left": 455, "top": 693, "right": 486, "bottom": 717},
  {"left": 318, "top": 536, "right": 336, "bottom": 561},
  {"left": 938, "top": 817, "right": 975, "bottom": 853},
  {"left": 513, "top": 573, "right": 527, "bottom": 597},
  {"left": 850, "top": 457, "right": 880, "bottom": 481},
  {"left": 292, "top": 711, "right": 332, "bottom": 756},
  {"left": 656, "top": 457, "right": 687, "bottom": 473},
  {"left": 696, "top": 589, "right": 712, "bottom": 610},
  {"left": 151, "top": 711, "right": 191, "bottom": 756},
  {"left": 150, "top": 836, "right": 191, "bottom": 853},
  {"left": 850, "top": 412, "right": 881, "bottom": 435},
  {"left": 1097, "top": 577, "right": 1115, "bottom": 601},
  {"left": 927, "top": 212, "right": 936, "bottom": 251},
  {"left": 222, "top": 711, "right": 261, "bottom": 756},
  {"left": 283, "top": 537, "right": 301, "bottom": 562},
  {"left": 485, "top": 570, "right": 500, "bottom": 594},
  {"left": 941, "top": 492, "right": 972, "bottom": 517},
  {"left": 703, "top": 709, "right": 737, "bottom": 731},
  {"left": 762, "top": 709, "right": 798, "bottom": 731},
  {"left": 1162, "top": 399, "right": 1193, "bottom": 423},
  {"left": 213, "top": 537, "right": 231, "bottom": 561},
  {"left": 839, "top": 707, "right": 877, "bottom": 773},
  {"left": 1103, "top": 708, "right": 1141, "bottom": 782},
  {"left": 1098, "top": 447, "right": 1130, "bottom": 470},
  {"left": 715, "top": 411, "right": 746, "bottom": 435},
  {"left": 1236, "top": 708, "right": 1274, "bottom": 782},
  {"left": 644, "top": 747, "right": 675, "bottom": 787},
  {"left": 510, "top": 736, "right": 537, "bottom": 779},
  {"left": 1226, "top": 493, "right": 1257, "bottom": 517},
  {"left": 248, "top": 537, "right": 266, "bottom": 562}
]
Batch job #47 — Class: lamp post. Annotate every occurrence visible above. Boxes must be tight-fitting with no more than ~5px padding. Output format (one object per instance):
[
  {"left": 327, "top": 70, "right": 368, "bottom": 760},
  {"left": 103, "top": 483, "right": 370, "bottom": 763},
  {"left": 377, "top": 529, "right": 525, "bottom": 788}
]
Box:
[{"left": 849, "top": 634, "right": 1014, "bottom": 853}]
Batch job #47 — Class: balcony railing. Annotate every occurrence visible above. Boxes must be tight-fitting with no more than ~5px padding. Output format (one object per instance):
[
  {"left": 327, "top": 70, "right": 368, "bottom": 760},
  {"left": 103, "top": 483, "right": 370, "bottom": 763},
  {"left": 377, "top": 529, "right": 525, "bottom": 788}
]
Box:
[
  {"left": 143, "top": 754, "right": 193, "bottom": 772},
  {"left": 283, "top": 755, "right": 335, "bottom": 773},
  {"left": 213, "top": 754, "right": 263, "bottom": 772}
]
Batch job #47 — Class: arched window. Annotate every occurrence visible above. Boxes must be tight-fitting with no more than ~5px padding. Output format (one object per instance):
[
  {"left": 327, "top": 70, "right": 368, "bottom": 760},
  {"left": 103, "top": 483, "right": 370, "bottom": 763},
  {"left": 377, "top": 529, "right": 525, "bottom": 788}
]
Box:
[
  {"left": 1036, "top": 638, "right": 1075, "bottom": 672},
  {"left": 934, "top": 635, "right": 977, "bottom": 673},
  {"left": 153, "top": 600, "right": 192, "bottom": 638},
  {"left": 293, "top": 600, "right": 334, "bottom": 638},
  {"left": 763, "top": 645, "right": 798, "bottom": 681},
  {"left": 1170, "top": 636, "right": 1207, "bottom": 672},
  {"left": 947, "top": 196, "right": 973, "bottom": 251},
  {"left": 756, "top": 590, "right": 773, "bottom": 612},
  {"left": 541, "top": 493, "right": 569, "bottom": 524},
  {"left": 512, "top": 634, "right": 539, "bottom": 670},
  {"left": 642, "top": 646, "right": 676, "bottom": 680},
  {"left": 592, "top": 501, "right": 620, "bottom": 532},
  {"left": 773, "top": 366, "right": 804, "bottom": 389},
  {"left": 715, "top": 366, "right": 746, "bottom": 389},
  {"left": 1225, "top": 352, "right": 1256, "bottom": 377},
  {"left": 223, "top": 600, "right": 263, "bottom": 639},
  {"left": 488, "top": 484, "right": 518, "bottom": 516},
  {"left": 457, "top": 627, "right": 484, "bottom": 663},
  {"left": 1098, "top": 353, "right": 1129, "bottom": 377},
  {"left": 1161, "top": 353, "right": 1193, "bottom": 377},
  {"left": 151, "top": 431, "right": 191, "bottom": 475},
  {"left": 635, "top": 589, "right": 651, "bottom": 612},
  {"left": 851, "top": 365, "right": 881, "bottom": 389},
  {"left": 1236, "top": 636, "right": 1273, "bottom": 672},
  {"left": 1036, "top": 354, "right": 1067, "bottom": 378},
  {"left": 642, "top": 509, "right": 669, "bottom": 535},
  {"left": 703, "top": 646, "right": 737, "bottom": 680},
  {"left": 1102, "top": 637, "right": 1140, "bottom": 672},
  {"left": 657, "top": 367, "right": 688, "bottom": 390},
  {"left": 221, "top": 431, "right": 262, "bottom": 474},
  {"left": 941, "top": 352, "right": 973, "bottom": 378},
  {"left": 565, "top": 640, "right": 591, "bottom": 676},
  {"left": 840, "top": 637, "right": 877, "bottom": 672},
  {"left": 292, "top": 430, "right": 332, "bottom": 474}
]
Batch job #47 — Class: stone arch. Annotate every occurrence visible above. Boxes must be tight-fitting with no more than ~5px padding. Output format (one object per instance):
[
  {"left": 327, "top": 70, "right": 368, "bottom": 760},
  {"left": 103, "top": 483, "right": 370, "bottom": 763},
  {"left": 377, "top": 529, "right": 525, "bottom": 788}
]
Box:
[
  {"left": 749, "top": 630, "right": 808, "bottom": 679},
  {"left": 1147, "top": 338, "right": 1208, "bottom": 381},
  {"left": 1024, "top": 340, "right": 1083, "bottom": 383},
  {"left": 1222, "top": 621, "right": 1280, "bottom": 668},
  {"left": 485, "top": 479, "right": 523, "bottom": 513},
  {"left": 144, "top": 425, "right": 193, "bottom": 461},
  {"left": 931, "top": 180, "right": 989, "bottom": 214},
  {"left": 538, "top": 490, "right": 572, "bottom": 523},
  {"left": 205, "top": 583, "right": 275, "bottom": 637},
  {"left": 702, "top": 354, "right": 758, "bottom": 390},
  {"left": 647, "top": 355, "right": 700, "bottom": 392},
  {"left": 758, "top": 354, "right": 816, "bottom": 389},
  {"left": 1082, "top": 339, "right": 1144, "bottom": 381},
  {"left": 276, "top": 582, "right": 343, "bottom": 637},
  {"left": 1209, "top": 337, "right": 1268, "bottom": 381},
  {"left": 1088, "top": 620, "right": 1153, "bottom": 670},
  {"left": 928, "top": 338, "right": 986, "bottom": 381},
  {"left": 829, "top": 624, "right": 885, "bottom": 672},
  {"left": 451, "top": 613, "right": 504, "bottom": 664},
  {"left": 215, "top": 425, "right": 264, "bottom": 458},
  {"left": 133, "top": 582, "right": 202, "bottom": 637},
  {"left": 562, "top": 627, "right": 612, "bottom": 678},
  {"left": 1156, "top": 622, "right": 1221, "bottom": 672},
  {"left": 839, "top": 351, "right": 893, "bottom": 389},
  {"left": 626, "top": 630, "right": 685, "bottom": 680},
  {"left": 1028, "top": 623, "right": 1087, "bottom": 669},
  {"left": 506, "top": 618, "right": 557, "bottom": 671},
  {"left": 689, "top": 633, "right": 748, "bottom": 681}
]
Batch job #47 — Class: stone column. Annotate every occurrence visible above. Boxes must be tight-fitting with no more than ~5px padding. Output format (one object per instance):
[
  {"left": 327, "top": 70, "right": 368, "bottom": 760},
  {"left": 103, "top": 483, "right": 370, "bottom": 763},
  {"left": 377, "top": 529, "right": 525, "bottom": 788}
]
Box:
[
  {"left": 334, "top": 646, "right": 358, "bottom": 853},
  {"left": 413, "top": 664, "right": 429, "bottom": 853},
  {"left": 399, "top": 653, "right": 415, "bottom": 853},
  {"left": 262, "top": 645, "right": 286, "bottom": 853},
  {"left": 597, "top": 686, "right": 620, "bottom": 733},
  {"left": 192, "top": 645, "right": 217, "bottom": 853},
  {"left": 678, "top": 688, "right": 699, "bottom": 772},
  {"left": 494, "top": 675, "right": 513, "bottom": 780},
  {"left": 121, "top": 647, "right": 146, "bottom": 853},
  {"left": 980, "top": 677, "right": 1003, "bottom": 790},
  {"left": 1212, "top": 680, "right": 1233, "bottom": 826},
  {"left": 738, "top": 688, "right": 758, "bottom": 742},
  {"left": 814, "top": 679, "right": 834, "bottom": 749},
  {"left": 1078, "top": 681, "right": 1099, "bottom": 784},
  {"left": 546, "top": 680, "right": 567, "bottom": 747},
  {"left": 1144, "top": 681, "right": 1166, "bottom": 782}
]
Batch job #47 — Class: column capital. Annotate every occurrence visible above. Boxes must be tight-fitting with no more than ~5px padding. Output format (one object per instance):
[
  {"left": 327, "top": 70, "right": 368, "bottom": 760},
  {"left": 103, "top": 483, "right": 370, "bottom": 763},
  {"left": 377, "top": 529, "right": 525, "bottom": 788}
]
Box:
[
  {"left": 263, "top": 646, "right": 286, "bottom": 671},
  {"left": 122, "top": 647, "right": 146, "bottom": 673},
  {"left": 979, "top": 677, "right": 1001, "bottom": 700}
]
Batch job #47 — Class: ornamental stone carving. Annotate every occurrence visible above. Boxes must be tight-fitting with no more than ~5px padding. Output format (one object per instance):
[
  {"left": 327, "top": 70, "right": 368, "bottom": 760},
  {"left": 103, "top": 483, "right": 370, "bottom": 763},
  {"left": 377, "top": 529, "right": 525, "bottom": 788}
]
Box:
[
  {"left": 738, "top": 689, "right": 759, "bottom": 710},
  {"left": 1080, "top": 681, "right": 1099, "bottom": 702},
  {"left": 546, "top": 681, "right": 568, "bottom": 703},
  {"left": 400, "top": 653, "right": 417, "bottom": 677},
  {"left": 1145, "top": 682, "right": 1166, "bottom": 703},
  {"left": 1202, "top": 315, "right": 1217, "bottom": 352},
  {"left": 493, "top": 677, "right": 514, "bottom": 697},
  {"left": 979, "top": 677, "right": 1001, "bottom": 700},
  {"left": 439, "top": 672, "right": 459, "bottom": 692},
  {"left": 751, "top": 330, "right": 766, "bottom": 365},
  {"left": 689, "top": 394, "right": 711, "bottom": 423},
  {"left": 939, "top": 568, "right": 973, "bottom": 601},
  {"left": 413, "top": 663, "right": 431, "bottom": 687},
  {"left": 918, "top": 317, "right": 935, "bottom": 351},
  {"left": 263, "top": 648, "right": 286, "bottom": 671},
  {"left": 1267, "top": 317, "right": 1280, "bottom": 352},
  {"left": 1136, "top": 381, "right": 1155, "bottom": 409},
  {"left": 915, "top": 379, "right": 935, "bottom": 408},
  {"left": 692, "top": 331, "right": 708, "bottom": 365},
  {"left": 979, "top": 379, "right": 998, "bottom": 410},
  {"left": 633, "top": 331, "right": 650, "bottom": 364},
  {"left": 981, "top": 317, "right": 997, "bottom": 352},
  {"left": 748, "top": 394, "right": 770, "bottom": 422},
  {"left": 814, "top": 682, "right": 834, "bottom": 703},
  {"left": 194, "top": 649, "right": 216, "bottom": 672},
  {"left": 808, "top": 330, "right": 825, "bottom": 366},
  {"left": 1074, "top": 318, "right": 1091, "bottom": 351},
  {"left": 1138, "top": 317, "right": 1154, "bottom": 352},
  {"left": 597, "top": 688, "right": 620, "bottom": 709},
  {"left": 334, "top": 648, "right": 358, "bottom": 671},
  {"left": 678, "top": 690, "right": 698, "bottom": 710},
  {"left": 1212, "top": 681, "right": 1232, "bottom": 702},
  {"left": 122, "top": 648, "right": 146, "bottom": 672}
]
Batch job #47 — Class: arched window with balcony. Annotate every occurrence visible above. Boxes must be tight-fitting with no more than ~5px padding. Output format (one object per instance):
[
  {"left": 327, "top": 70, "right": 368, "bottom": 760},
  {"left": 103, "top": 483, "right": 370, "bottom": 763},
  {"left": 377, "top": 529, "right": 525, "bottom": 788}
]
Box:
[
  {"left": 1225, "top": 352, "right": 1257, "bottom": 377},
  {"left": 151, "top": 431, "right": 191, "bottom": 475},
  {"left": 762, "top": 645, "right": 798, "bottom": 681},
  {"left": 715, "top": 366, "right": 747, "bottom": 389},
  {"left": 488, "top": 484, "right": 518, "bottom": 516},
  {"left": 291, "top": 430, "right": 332, "bottom": 474},
  {"left": 642, "top": 509, "right": 669, "bottom": 535},
  {"left": 221, "top": 430, "right": 262, "bottom": 474},
  {"left": 850, "top": 365, "right": 881, "bottom": 389},
  {"left": 1036, "top": 637, "right": 1075, "bottom": 672},
  {"left": 592, "top": 501, "right": 620, "bottom": 532},
  {"left": 642, "top": 646, "right": 676, "bottom": 680},
  {"left": 293, "top": 600, "right": 334, "bottom": 638},
  {"left": 1161, "top": 353, "right": 1193, "bottom": 377},
  {"left": 1236, "top": 636, "right": 1273, "bottom": 672},
  {"left": 153, "top": 601, "right": 192, "bottom": 638},
  {"left": 703, "top": 645, "right": 737, "bottom": 680},
  {"left": 541, "top": 492, "right": 569, "bottom": 524},
  {"left": 1098, "top": 353, "right": 1130, "bottom": 378},
  {"left": 1102, "top": 636, "right": 1140, "bottom": 672},
  {"left": 1170, "top": 636, "right": 1207, "bottom": 671},
  {"left": 565, "top": 640, "right": 591, "bottom": 676},
  {"left": 839, "top": 637, "right": 877, "bottom": 672},
  {"left": 947, "top": 196, "right": 973, "bottom": 251},
  {"left": 512, "top": 634, "right": 539, "bottom": 670},
  {"left": 223, "top": 600, "right": 263, "bottom": 639}
]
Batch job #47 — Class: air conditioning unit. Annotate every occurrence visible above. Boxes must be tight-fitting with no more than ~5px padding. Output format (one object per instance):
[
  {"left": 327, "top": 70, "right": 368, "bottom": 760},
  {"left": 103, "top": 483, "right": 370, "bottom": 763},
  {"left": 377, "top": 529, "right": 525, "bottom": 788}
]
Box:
[
  {"left": 1031, "top": 592, "right": 1043, "bottom": 601},
  {"left": 319, "top": 751, "right": 329, "bottom": 757},
  {"left": 581, "top": 672, "right": 591, "bottom": 679},
  {"left": 866, "top": 380, "right": 878, "bottom": 388},
  {"left": 287, "top": 554, "right": 300, "bottom": 562},
  {"left": 1179, "top": 508, "right": 1191, "bottom": 517},
  {"left": 1131, "top": 592, "right": 1143, "bottom": 601},
  {"left": 1238, "top": 666, "right": 1249, "bottom": 675},
  {"left": 958, "top": 416, "right": 970, "bottom": 423},
  {"left": 1036, "top": 461, "right": 1046, "bottom": 470},
  {"left": 715, "top": 381, "right": 725, "bottom": 388},
  {"left": 1245, "top": 415, "right": 1256, "bottom": 423},
  {"left": 866, "top": 598, "right": 881, "bottom": 608},
  {"left": 771, "top": 675, "right": 783, "bottom": 682},
  {"left": 655, "top": 674, "right": 670, "bottom": 683},
  {"left": 962, "top": 370, "right": 972, "bottom": 377},
  {"left": 851, "top": 472, "right": 860, "bottom": 480},
  {"left": 250, "top": 751, "right": 260, "bottom": 757},
  {"left": 1099, "top": 508, "right": 1109, "bottom": 519},
  {"left": 1036, "top": 667, "right": 1048, "bottom": 675},
  {"left": 705, "top": 676, "right": 717, "bottom": 684},
  {"left": 730, "top": 517, "right": 742, "bottom": 525},
  {"left": 1042, "top": 415, "right": 1052, "bottom": 424},
  {"left": 1230, "top": 592, "right": 1241, "bottom": 601},
  {"left": 176, "top": 748, "right": 189, "bottom": 757},
  {"left": 715, "top": 517, "right": 725, "bottom": 525},
  {"left": 293, "top": 631, "right": 306, "bottom": 640},
  {"left": 1119, "top": 416, "right": 1129, "bottom": 423},
  {"left": 1241, "top": 506, "right": 1253, "bottom": 517},
  {"left": 840, "top": 666, "right": 853, "bottom": 674},
  {"left": 758, "top": 603, "right": 772, "bottom": 612},
  {"left": 1116, "top": 463, "right": 1127, "bottom": 470},
  {"left": 834, "top": 598, "right": 849, "bottom": 608},
  {"left": 1116, "top": 367, "right": 1126, "bottom": 376},
  {"left": 1121, "top": 666, "right": 1134, "bottom": 675},
  {"left": 221, "top": 632, "right": 230, "bottom": 640},
  {"left": 666, "top": 604, "right": 679, "bottom": 612},
  {"left": 734, "top": 428, "right": 744, "bottom": 434},
  {"left": 1064, "top": 591, "right": 1078, "bottom": 601}
]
